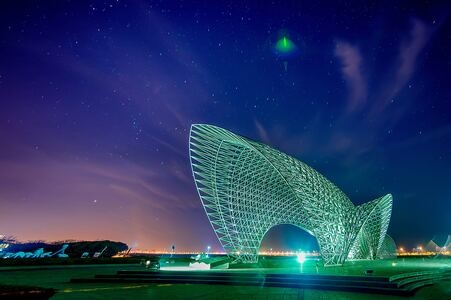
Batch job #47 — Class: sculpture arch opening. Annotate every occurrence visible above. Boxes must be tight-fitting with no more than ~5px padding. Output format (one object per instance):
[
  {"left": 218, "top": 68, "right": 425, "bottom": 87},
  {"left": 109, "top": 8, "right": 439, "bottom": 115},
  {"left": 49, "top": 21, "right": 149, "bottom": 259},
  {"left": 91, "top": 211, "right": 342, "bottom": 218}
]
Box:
[{"left": 259, "top": 224, "right": 320, "bottom": 254}]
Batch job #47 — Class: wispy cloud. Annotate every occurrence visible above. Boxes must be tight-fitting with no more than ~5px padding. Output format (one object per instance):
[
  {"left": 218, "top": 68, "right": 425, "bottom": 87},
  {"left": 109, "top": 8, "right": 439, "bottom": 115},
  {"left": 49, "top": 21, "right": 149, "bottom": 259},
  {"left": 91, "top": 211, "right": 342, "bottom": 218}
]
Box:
[
  {"left": 325, "top": 18, "right": 435, "bottom": 160},
  {"left": 254, "top": 119, "right": 271, "bottom": 144},
  {"left": 261, "top": 18, "right": 436, "bottom": 164},
  {"left": 0, "top": 157, "right": 199, "bottom": 243},
  {"left": 334, "top": 41, "right": 367, "bottom": 113},
  {"left": 396, "top": 19, "right": 431, "bottom": 91},
  {"left": 371, "top": 18, "right": 432, "bottom": 116}
]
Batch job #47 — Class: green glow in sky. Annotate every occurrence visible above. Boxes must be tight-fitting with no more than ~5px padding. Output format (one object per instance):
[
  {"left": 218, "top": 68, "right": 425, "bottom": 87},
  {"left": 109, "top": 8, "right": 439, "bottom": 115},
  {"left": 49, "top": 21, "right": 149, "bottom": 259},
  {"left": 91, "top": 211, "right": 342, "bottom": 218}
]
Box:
[{"left": 275, "top": 36, "right": 296, "bottom": 53}]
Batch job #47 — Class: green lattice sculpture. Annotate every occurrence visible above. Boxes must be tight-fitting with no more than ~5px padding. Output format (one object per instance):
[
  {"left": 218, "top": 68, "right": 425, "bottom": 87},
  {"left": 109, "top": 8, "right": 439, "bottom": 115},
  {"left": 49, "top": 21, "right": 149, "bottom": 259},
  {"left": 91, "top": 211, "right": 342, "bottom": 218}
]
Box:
[
  {"left": 189, "top": 124, "right": 392, "bottom": 265},
  {"left": 377, "top": 235, "right": 397, "bottom": 259}
]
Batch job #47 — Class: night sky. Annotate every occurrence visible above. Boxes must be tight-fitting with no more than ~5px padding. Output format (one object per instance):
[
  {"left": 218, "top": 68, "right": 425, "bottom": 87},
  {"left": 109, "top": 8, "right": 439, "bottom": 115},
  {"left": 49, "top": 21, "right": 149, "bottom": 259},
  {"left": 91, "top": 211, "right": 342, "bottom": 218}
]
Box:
[{"left": 0, "top": 1, "right": 450, "bottom": 252}]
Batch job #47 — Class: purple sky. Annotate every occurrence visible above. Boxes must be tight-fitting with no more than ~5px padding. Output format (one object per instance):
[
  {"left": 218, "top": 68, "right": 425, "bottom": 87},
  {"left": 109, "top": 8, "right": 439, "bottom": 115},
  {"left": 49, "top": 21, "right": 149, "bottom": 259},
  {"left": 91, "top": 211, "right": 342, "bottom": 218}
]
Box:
[{"left": 0, "top": 1, "right": 450, "bottom": 251}]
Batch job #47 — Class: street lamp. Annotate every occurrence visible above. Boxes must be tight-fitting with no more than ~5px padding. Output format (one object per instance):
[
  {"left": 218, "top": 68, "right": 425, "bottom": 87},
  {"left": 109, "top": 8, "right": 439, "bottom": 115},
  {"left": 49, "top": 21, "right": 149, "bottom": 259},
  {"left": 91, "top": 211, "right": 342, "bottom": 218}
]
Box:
[
  {"left": 206, "top": 246, "right": 211, "bottom": 258},
  {"left": 297, "top": 251, "right": 306, "bottom": 273}
]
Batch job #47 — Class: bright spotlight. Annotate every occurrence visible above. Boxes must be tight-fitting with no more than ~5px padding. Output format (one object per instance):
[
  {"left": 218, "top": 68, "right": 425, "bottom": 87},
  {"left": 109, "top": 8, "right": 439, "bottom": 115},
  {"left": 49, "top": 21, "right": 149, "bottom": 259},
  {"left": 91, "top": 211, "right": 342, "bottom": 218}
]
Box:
[{"left": 297, "top": 252, "right": 306, "bottom": 264}]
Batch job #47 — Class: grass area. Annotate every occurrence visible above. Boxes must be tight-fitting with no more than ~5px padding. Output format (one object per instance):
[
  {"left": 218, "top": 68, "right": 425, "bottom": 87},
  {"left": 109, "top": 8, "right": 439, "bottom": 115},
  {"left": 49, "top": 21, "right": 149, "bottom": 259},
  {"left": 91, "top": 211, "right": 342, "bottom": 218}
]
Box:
[
  {"left": 0, "top": 284, "right": 55, "bottom": 299},
  {"left": 229, "top": 256, "right": 451, "bottom": 278},
  {"left": 0, "top": 257, "right": 449, "bottom": 299},
  {"left": 0, "top": 257, "right": 147, "bottom": 267}
]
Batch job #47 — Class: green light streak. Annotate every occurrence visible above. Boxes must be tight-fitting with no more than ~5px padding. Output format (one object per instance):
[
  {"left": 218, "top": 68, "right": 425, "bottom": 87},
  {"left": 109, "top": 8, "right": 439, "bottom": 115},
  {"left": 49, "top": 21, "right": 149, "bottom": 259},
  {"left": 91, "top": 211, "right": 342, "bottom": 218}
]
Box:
[{"left": 275, "top": 36, "right": 296, "bottom": 53}]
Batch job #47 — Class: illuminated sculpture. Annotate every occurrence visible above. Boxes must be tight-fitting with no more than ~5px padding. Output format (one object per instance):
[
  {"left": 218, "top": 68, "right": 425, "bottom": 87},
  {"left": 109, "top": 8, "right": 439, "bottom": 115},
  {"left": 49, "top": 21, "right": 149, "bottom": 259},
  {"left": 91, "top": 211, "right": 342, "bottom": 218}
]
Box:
[
  {"left": 377, "top": 235, "right": 397, "bottom": 259},
  {"left": 189, "top": 124, "right": 393, "bottom": 265}
]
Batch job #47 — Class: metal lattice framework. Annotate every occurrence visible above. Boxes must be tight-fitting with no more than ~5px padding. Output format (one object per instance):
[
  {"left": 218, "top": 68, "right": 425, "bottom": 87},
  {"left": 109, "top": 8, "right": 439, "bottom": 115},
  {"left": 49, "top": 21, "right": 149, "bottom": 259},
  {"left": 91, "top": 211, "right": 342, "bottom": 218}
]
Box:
[
  {"left": 377, "top": 234, "right": 397, "bottom": 259},
  {"left": 189, "top": 124, "right": 393, "bottom": 265}
]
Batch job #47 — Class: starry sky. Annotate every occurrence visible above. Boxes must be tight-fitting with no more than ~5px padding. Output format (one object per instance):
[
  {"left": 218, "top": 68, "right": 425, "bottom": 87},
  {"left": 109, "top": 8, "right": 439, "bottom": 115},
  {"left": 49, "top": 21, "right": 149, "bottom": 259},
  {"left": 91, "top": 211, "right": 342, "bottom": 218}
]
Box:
[{"left": 0, "top": 1, "right": 450, "bottom": 252}]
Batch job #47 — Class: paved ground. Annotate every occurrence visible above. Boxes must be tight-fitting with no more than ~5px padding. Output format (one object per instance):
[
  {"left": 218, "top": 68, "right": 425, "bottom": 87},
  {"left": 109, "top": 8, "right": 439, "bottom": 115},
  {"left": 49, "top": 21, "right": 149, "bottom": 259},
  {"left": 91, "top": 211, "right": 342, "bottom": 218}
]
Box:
[{"left": 0, "top": 258, "right": 449, "bottom": 299}]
